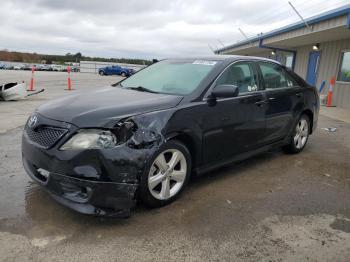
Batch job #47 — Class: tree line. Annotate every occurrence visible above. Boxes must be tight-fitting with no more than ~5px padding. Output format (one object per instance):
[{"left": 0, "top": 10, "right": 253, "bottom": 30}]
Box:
[{"left": 0, "top": 50, "right": 152, "bottom": 65}]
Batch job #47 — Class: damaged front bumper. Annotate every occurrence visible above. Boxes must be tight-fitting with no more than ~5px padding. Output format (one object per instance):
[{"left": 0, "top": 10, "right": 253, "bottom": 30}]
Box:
[
  {"left": 20, "top": 115, "right": 159, "bottom": 217},
  {"left": 23, "top": 157, "right": 137, "bottom": 217}
]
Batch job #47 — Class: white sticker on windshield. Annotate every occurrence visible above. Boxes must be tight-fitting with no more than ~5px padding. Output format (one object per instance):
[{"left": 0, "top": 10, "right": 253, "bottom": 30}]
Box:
[{"left": 192, "top": 60, "right": 217, "bottom": 66}]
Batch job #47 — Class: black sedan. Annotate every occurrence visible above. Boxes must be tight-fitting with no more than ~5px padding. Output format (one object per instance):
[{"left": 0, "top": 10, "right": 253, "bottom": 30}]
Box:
[{"left": 22, "top": 56, "right": 319, "bottom": 217}]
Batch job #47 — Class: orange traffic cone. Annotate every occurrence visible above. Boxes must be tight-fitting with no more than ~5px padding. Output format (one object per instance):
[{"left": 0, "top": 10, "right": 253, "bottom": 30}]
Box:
[
  {"left": 65, "top": 66, "right": 74, "bottom": 90},
  {"left": 326, "top": 77, "right": 335, "bottom": 107},
  {"left": 27, "top": 66, "right": 36, "bottom": 91}
]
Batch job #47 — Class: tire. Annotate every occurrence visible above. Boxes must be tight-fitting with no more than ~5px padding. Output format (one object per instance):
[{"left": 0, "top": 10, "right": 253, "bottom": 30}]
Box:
[
  {"left": 99, "top": 71, "right": 104, "bottom": 76},
  {"left": 283, "top": 114, "right": 310, "bottom": 154},
  {"left": 139, "top": 140, "right": 192, "bottom": 207},
  {"left": 121, "top": 72, "right": 126, "bottom": 77}
]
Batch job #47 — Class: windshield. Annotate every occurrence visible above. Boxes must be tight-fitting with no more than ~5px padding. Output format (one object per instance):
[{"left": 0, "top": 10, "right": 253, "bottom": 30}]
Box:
[{"left": 120, "top": 59, "right": 218, "bottom": 95}]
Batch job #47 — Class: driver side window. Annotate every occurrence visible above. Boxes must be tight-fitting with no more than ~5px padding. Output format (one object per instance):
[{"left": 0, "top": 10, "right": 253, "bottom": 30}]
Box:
[{"left": 216, "top": 62, "right": 258, "bottom": 94}]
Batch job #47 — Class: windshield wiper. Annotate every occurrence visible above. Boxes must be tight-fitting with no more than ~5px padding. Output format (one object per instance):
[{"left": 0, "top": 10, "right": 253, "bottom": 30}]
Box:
[{"left": 128, "top": 86, "right": 159, "bottom": 94}]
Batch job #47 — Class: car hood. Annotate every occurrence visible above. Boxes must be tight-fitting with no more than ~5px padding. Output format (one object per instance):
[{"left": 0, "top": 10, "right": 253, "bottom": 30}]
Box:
[{"left": 37, "top": 86, "right": 183, "bottom": 127}]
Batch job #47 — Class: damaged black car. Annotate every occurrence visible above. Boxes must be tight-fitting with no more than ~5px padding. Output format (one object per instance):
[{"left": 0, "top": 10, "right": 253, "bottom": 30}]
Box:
[{"left": 22, "top": 56, "right": 319, "bottom": 217}]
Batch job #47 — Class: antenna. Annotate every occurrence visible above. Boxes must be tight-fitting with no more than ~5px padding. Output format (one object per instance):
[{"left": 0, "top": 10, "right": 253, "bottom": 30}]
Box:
[{"left": 288, "top": 1, "right": 312, "bottom": 32}]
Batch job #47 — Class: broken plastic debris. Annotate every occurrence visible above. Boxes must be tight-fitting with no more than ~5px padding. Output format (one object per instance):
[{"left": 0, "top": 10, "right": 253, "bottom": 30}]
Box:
[
  {"left": 0, "top": 82, "right": 44, "bottom": 101},
  {"left": 321, "top": 127, "right": 337, "bottom": 132}
]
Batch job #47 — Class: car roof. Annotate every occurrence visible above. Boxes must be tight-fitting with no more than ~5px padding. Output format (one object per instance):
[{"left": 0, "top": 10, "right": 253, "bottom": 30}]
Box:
[{"left": 165, "top": 55, "right": 280, "bottom": 64}]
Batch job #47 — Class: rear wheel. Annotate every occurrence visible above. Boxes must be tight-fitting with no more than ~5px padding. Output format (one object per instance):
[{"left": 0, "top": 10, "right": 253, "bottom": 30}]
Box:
[
  {"left": 99, "top": 70, "right": 104, "bottom": 76},
  {"left": 139, "top": 140, "right": 191, "bottom": 207},
  {"left": 121, "top": 72, "right": 126, "bottom": 77},
  {"left": 283, "top": 114, "right": 310, "bottom": 154}
]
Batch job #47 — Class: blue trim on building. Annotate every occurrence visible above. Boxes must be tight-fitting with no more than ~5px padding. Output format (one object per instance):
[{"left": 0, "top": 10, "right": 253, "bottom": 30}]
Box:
[
  {"left": 258, "top": 39, "right": 297, "bottom": 69},
  {"left": 216, "top": 4, "right": 350, "bottom": 53}
]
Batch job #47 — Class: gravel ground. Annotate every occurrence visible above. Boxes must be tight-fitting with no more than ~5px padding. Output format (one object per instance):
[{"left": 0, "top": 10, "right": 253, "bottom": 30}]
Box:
[{"left": 0, "top": 71, "right": 349, "bottom": 261}]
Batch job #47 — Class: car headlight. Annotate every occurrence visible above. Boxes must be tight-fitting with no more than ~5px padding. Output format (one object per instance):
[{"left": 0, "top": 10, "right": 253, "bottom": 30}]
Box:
[{"left": 60, "top": 129, "right": 117, "bottom": 150}]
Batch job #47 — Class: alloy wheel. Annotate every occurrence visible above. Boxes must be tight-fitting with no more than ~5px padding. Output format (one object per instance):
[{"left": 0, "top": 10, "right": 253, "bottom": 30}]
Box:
[
  {"left": 148, "top": 149, "right": 187, "bottom": 200},
  {"left": 294, "top": 118, "right": 309, "bottom": 149}
]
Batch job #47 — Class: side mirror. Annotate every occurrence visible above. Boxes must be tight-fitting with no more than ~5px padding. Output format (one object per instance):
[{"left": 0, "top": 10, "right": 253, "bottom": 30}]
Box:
[{"left": 211, "top": 84, "right": 239, "bottom": 98}]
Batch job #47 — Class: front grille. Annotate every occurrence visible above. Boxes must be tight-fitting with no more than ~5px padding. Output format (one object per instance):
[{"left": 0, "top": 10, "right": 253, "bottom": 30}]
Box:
[{"left": 25, "top": 125, "right": 68, "bottom": 149}]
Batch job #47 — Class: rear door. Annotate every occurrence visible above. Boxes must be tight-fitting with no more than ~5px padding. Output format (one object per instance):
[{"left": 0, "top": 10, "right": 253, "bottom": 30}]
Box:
[
  {"left": 257, "top": 61, "right": 304, "bottom": 144},
  {"left": 202, "top": 61, "right": 266, "bottom": 163}
]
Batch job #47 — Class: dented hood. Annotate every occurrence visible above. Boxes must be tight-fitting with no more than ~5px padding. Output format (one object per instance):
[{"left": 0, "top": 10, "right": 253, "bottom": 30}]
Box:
[{"left": 37, "top": 86, "right": 183, "bottom": 127}]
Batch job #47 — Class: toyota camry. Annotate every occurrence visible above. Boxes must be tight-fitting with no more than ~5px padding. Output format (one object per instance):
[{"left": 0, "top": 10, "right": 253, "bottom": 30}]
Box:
[{"left": 22, "top": 56, "right": 319, "bottom": 217}]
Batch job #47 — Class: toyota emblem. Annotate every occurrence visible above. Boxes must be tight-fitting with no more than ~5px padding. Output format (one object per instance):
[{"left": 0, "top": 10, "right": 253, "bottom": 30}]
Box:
[{"left": 28, "top": 115, "right": 38, "bottom": 128}]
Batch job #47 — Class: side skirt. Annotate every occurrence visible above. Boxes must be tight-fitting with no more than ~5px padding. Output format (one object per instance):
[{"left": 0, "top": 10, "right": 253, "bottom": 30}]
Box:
[{"left": 194, "top": 140, "right": 286, "bottom": 176}]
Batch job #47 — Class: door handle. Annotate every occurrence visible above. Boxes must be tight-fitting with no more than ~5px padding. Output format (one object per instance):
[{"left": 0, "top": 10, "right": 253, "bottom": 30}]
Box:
[
  {"left": 295, "top": 92, "right": 303, "bottom": 98},
  {"left": 255, "top": 100, "right": 266, "bottom": 107},
  {"left": 268, "top": 97, "right": 276, "bottom": 101},
  {"left": 221, "top": 116, "right": 230, "bottom": 121}
]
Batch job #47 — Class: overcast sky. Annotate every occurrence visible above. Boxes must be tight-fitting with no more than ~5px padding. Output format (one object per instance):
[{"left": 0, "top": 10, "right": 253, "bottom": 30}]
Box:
[{"left": 0, "top": 0, "right": 348, "bottom": 59}]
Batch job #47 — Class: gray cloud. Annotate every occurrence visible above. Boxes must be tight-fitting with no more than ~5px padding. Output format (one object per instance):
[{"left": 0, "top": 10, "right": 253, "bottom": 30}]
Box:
[{"left": 0, "top": 0, "right": 348, "bottom": 59}]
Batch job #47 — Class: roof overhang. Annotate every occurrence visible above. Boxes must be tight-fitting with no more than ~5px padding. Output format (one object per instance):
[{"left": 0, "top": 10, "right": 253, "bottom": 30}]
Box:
[{"left": 217, "top": 5, "right": 350, "bottom": 55}]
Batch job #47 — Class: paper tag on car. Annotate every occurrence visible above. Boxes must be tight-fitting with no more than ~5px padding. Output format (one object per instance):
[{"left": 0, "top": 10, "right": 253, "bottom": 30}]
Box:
[{"left": 192, "top": 60, "right": 217, "bottom": 66}]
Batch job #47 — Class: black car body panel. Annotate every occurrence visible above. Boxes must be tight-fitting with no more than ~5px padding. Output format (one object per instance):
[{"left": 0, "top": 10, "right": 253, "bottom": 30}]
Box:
[
  {"left": 22, "top": 55, "right": 319, "bottom": 217},
  {"left": 37, "top": 86, "right": 183, "bottom": 127}
]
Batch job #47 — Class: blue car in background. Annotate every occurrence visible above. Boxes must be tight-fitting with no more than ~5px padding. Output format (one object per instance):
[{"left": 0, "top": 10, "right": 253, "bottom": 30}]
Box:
[{"left": 98, "top": 65, "right": 134, "bottom": 77}]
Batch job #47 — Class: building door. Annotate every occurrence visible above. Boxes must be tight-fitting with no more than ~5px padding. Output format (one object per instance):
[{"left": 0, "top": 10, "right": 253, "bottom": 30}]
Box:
[{"left": 306, "top": 51, "right": 321, "bottom": 86}]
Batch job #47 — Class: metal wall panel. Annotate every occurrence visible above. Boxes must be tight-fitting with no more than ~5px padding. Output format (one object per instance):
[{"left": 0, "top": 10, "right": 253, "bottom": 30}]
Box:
[
  {"left": 294, "top": 46, "right": 310, "bottom": 78},
  {"left": 296, "top": 39, "right": 350, "bottom": 109},
  {"left": 256, "top": 39, "right": 350, "bottom": 109},
  {"left": 264, "top": 15, "right": 348, "bottom": 44}
]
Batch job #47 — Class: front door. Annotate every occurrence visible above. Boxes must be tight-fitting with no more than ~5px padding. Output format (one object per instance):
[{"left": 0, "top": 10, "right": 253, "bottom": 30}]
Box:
[
  {"left": 201, "top": 61, "right": 266, "bottom": 164},
  {"left": 306, "top": 51, "right": 321, "bottom": 86}
]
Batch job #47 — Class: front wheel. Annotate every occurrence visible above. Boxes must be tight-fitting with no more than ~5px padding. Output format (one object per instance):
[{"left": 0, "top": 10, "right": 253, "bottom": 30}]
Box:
[
  {"left": 283, "top": 114, "right": 310, "bottom": 154},
  {"left": 99, "top": 71, "right": 104, "bottom": 76},
  {"left": 139, "top": 140, "right": 191, "bottom": 207},
  {"left": 121, "top": 72, "right": 126, "bottom": 77}
]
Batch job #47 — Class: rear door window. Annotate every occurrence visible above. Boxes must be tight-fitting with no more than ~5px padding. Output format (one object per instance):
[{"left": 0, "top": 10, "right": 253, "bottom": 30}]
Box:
[{"left": 258, "top": 62, "right": 297, "bottom": 90}]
